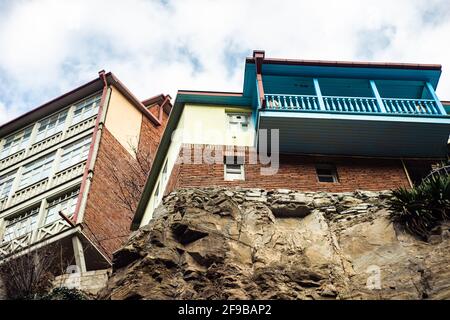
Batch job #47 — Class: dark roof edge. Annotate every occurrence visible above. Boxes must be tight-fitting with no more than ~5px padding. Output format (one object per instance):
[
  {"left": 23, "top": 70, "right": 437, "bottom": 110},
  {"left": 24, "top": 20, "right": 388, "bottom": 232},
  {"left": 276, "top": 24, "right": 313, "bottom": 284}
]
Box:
[{"left": 246, "top": 57, "right": 442, "bottom": 71}]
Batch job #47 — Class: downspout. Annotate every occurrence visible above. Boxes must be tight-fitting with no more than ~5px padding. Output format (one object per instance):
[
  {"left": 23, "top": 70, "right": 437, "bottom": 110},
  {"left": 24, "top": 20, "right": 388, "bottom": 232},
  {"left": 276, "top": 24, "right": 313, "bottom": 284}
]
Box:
[
  {"left": 73, "top": 70, "right": 109, "bottom": 224},
  {"left": 254, "top": 50, "right": 266, "bottom": 109},
  {"left": 253, "top": 50, "right": 265, "bottom": 149}
]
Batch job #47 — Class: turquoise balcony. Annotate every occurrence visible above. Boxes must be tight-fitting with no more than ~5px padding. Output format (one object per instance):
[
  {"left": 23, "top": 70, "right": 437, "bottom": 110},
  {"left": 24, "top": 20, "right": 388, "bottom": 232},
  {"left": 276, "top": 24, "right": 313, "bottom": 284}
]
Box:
[{"left": 245, "top": 54, "right": 450, "bottom": 158}]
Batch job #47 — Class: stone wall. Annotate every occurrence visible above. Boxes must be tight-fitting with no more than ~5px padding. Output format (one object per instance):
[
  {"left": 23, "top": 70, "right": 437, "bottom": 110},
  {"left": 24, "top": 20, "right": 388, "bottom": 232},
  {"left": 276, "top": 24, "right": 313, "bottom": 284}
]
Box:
[
  {"left": 53, "top": 269, "right": 110, "bottom": 296},
  {"left": 100, "top": 187, "right": 450, "bottom": 300}
]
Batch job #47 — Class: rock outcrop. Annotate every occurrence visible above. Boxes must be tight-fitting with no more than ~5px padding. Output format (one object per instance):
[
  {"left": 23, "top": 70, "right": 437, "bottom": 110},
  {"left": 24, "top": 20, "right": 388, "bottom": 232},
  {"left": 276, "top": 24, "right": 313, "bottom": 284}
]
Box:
[{"left": 100, "top": 188, "right": 450, "bottom": 300}]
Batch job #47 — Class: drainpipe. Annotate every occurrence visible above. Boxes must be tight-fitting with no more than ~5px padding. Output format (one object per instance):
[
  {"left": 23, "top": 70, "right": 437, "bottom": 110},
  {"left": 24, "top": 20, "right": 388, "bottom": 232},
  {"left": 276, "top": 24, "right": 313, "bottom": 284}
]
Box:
[
  {"left": 254, "top": 50, "right": 266, "bottom": 109},
  {"left": 73, "top": 70, "right": 109, "bottom": 224}
]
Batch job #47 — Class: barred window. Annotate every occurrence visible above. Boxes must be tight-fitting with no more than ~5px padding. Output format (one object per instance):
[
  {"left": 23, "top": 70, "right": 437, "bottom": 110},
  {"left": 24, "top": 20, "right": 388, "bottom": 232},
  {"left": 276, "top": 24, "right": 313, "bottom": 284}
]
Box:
[
  {"left": 2, "top": 207, "right": 40, "bottom": 243},
  {"left": 45, "top": 189, "right": 79, "bottom": 226}
]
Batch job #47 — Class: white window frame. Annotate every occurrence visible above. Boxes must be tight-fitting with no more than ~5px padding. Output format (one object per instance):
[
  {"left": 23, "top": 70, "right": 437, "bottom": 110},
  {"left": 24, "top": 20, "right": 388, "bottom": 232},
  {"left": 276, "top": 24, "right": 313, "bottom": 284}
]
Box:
[
  {"left": 316, "top": 164, "right": 339, "bottom": 183},
  {"left": 18, "top": 153, "right": 55, "bottom": 190},
  {"left": 0, "top": 127, "right": 32, "bottom": 160},
  {"left": 224, "top": 156, "right": 245, "bottom": 181},
  {"left": 58, "top": 136, "right": 92, "bottom": 171},
  {"left": 1, "top": 207, "right": 40, "bottom": 244},
  {"left": 35, "top": 110, "right": 68, "bottom": 143},
  {"left": 71, "top": 94, "right": 101, "bottom": 125},
  {"left": 0, "top": 170, "right": 17, "bottom": 200},
  {"left": 44, "top": 189, "right": 79, "bottom": 226}
]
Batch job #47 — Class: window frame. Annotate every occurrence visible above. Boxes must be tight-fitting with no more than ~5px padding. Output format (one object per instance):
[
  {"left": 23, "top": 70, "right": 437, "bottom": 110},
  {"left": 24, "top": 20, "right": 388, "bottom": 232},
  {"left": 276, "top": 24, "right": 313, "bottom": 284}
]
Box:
[
  {"left": 18, "top": 152, "right": 56, "bottom": 190},
  {"left": 58, "top": 136, "right": 92, "bottom": 172},
  {"left": 35, "top": 110, "right": 68, "bottom": 143},
  {"left": 44, "top": 189, "right": 79, "bottom": 226},
  {"left": 71, "top": 94, "right": 101, "bottom": 125},
  {"left": 1, "top": 206, "right": 40, "bottom": 244},
  {"left": 0, "top": 127, "right": 33, "bottom": 160},
  {"left": 316, "top": 164, "right": 339, "bottom": 183},
  {"left": 224, "top": 156, "right": 245, "bottom": 181}
]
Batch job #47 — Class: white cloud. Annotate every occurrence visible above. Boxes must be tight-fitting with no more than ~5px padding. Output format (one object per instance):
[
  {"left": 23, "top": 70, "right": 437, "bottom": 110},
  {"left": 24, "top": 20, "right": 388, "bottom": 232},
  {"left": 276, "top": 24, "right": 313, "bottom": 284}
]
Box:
[{"left": 0, "top": 0, "right": 449, "bottom": 125}]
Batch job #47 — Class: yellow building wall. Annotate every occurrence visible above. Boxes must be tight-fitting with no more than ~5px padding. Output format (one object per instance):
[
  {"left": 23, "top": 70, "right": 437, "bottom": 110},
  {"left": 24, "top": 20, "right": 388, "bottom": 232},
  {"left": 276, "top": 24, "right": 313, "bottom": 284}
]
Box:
[
  {"left": 140, "top": 104, "right": 254, "bottom": 227},
  {"left": 181, "top": 104, "right": 254, "bottom": 146},
  {"left": 104, "top": 86, "right": 143, "bottom": 157}
]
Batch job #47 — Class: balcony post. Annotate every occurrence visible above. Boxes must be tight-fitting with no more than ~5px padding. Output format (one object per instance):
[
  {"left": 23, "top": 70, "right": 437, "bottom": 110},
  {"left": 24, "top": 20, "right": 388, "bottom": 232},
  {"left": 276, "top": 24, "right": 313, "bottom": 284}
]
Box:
[
  {"left": 370, "top": 80, "right": 387, "bottom": 113},
  {"left": 72, "top": 235, "right": 87, "bottom": 273},
  {"left": 426, "top": 82, "right": 446, "bottom": 115},
  {"left": 313, "top": 78, "right": 326, "bottom": 111}
]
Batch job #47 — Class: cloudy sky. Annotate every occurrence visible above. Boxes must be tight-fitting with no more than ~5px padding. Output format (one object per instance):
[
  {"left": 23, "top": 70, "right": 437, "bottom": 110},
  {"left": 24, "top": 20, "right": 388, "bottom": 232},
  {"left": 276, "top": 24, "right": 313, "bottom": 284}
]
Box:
[{"left": 0, "top": 0, "right": 449, "bottom": 124}]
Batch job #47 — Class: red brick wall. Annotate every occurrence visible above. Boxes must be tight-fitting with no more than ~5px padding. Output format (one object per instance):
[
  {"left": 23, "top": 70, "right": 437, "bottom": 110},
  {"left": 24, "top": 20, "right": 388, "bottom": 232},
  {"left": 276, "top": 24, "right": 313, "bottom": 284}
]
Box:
[
  {"left": 82, "top": 114, "right": 168, "bottom": 260},
  {"left": 166, "top": 144, "right": 414, "bottom": 193}
]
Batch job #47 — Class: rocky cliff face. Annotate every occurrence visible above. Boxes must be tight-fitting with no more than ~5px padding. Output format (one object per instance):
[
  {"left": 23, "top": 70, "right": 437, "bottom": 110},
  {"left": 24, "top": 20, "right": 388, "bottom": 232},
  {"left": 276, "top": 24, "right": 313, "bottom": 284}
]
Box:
[{"left": 100, "top": 188, "right": 450, "bottom": 300}]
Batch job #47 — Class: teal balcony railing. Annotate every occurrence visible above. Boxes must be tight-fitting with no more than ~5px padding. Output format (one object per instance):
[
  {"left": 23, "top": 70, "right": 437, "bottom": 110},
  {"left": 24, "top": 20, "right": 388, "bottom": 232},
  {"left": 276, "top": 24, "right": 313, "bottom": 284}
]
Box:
[
  {"left": 382, "top": 98, "right": 441, "bottom": 115},
  {"left": 265, "top": 94, "right": 443, "bottom": 116}
]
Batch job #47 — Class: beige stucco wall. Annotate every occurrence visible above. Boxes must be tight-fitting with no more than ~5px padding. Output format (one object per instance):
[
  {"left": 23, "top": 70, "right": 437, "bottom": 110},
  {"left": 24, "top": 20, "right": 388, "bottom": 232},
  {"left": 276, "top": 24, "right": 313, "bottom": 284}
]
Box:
[
  {"left": 104, "top": 87, "right": 143, "bottom": 157},
  {"left": 182, "top": 104, "right": 254, "bottom": 146}
]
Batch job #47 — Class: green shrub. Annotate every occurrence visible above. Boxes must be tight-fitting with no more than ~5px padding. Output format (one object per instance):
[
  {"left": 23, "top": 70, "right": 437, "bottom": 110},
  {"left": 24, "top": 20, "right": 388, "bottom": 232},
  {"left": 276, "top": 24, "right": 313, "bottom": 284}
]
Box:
[
  {"left": 388, "top": 174, "right": 450, "bottom": 240},
  {"left": 38, "top": 287, "right": 88, "bottom": 300}
]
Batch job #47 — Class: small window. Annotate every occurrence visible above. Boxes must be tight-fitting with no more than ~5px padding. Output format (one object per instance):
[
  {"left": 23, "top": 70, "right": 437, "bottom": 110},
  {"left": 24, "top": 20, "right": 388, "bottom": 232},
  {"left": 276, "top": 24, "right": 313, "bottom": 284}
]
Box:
[
  {"left": 316, "top": 164, "right": 338, "bottom": 183},
  {"left": 0, "top": 171, "right": 16, "bottom": 200},
  {"left": 227, "top": 113, "right": 250, "bottom": 131},
  {"left": 162, "top": 160, "right": 168, "bottom": 183},
  {"left": 152, "top": 182, "right": 161, "bottom": 210},
  {"left": 224, "top": 156, "right": 245, "bottom": 181}
]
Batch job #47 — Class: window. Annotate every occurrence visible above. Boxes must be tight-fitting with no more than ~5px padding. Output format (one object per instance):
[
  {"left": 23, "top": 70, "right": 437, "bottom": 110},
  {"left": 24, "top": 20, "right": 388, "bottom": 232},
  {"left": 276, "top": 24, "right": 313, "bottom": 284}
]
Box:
[
  {"left": 44, "top": 189, "right": 79, "bottom": 226},
  {"left": 161, "top": 160, "right": 168, "bottom": 183},
  {"left": 152, "top": 182, "right": 160, "bottom": 210},
  {"left": 0, "top": 127, "right": 32, "bottom": 160},
  {"left": 72, "top": 94, "right": 101, "bottom": 125},
  {"left": 224, "top": 156, "right": 245, "bottom": 181},
  {"left": 0, "top": 171, "right": 16, "bottom": 200},
  {"left": 227, "top": 113, "right": 250, "bottom": 132},
  {"left": 35, "top": 110, "right": 68, "bottom": 142},
  {"left": 18, "top": 153, "right": 55, "bottom": 189},
  {"left": 316, "top": 164, "right": 339, "bottom": 183},
  {"left": 58, "top": 136, "right": 91, "bottom": 171},
  {"left": 2, "top": 207, "right": 39, "bottom": 243}
]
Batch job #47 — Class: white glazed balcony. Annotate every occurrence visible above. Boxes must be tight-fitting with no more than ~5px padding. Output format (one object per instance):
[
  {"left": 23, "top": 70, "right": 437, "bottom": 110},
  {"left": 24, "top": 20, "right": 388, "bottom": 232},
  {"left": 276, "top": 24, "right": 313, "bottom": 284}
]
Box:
[
  {"left": 66, "top": 116, "right": 97, "bottom": 140},
  {"left": 0, "top": 150, "right": 26, "bottom": 171},
  {"left": 50, "top": 161, "right": 86, "bottom": 188},
  {"left": 0, "top": 232, "right": 33, "bottom": 258},
  {"left": 28, "top": 132, "right": 63, "bottom": 158},
  {"left": 9, "top": 179, "right": 49, "bottom": 207}
]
